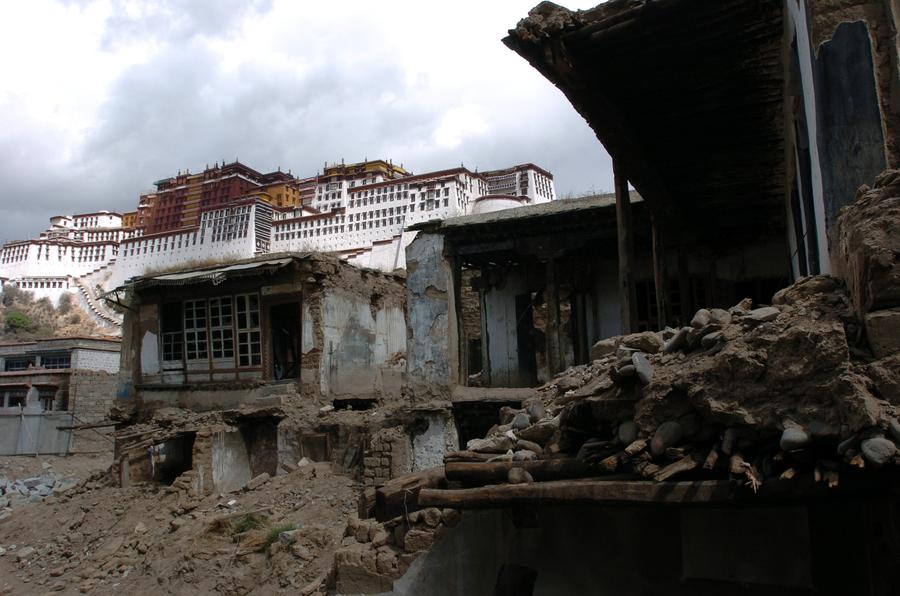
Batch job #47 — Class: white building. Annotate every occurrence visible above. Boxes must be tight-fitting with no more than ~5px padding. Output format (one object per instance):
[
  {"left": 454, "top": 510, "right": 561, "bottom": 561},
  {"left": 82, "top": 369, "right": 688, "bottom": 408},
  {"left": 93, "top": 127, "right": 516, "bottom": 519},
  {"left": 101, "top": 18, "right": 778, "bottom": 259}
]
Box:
[{"left": 0, "top": 161, "right": 556, "bottom": 330}]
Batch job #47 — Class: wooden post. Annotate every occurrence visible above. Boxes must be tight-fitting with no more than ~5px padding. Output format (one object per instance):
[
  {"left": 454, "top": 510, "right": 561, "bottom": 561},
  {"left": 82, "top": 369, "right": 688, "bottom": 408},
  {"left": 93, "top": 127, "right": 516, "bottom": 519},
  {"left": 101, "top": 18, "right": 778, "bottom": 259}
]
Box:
[
  {"left": 677, "top": 248, "right": 691, "bottom": 326},
  {"left": 614, "top": 163, "right": 636, "bottom": 334},
  {"left": 651, "top": 214, "right": 671, "bottom": 329},
  {"left": 545, "top": 258, "right": 562, "bottom": 375}
]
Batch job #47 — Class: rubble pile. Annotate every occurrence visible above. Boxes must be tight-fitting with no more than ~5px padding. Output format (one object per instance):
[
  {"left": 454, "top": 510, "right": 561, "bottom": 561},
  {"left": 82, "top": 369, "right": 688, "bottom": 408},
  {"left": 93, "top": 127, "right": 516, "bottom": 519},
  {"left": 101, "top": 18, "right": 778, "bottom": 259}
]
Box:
[
  {"left": 433, "top": 274, "right": 897, "bottom": 499},
  {"left": 0, "top": 471, "right": 79, "bottom": 515},
  {"left": 0, "top": 460, "right": 357, "bottom": 595}
]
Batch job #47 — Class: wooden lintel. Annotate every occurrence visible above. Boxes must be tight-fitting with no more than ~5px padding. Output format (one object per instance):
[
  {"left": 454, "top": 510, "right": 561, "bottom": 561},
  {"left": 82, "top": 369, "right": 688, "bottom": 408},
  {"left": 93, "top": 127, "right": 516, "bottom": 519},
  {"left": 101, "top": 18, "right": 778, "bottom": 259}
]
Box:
[
  {"left": 445, "top": 458, "right": 590, "bottom": 485},
  {"left": 418, "top": 479, "right": 735, "bottom": 509}
]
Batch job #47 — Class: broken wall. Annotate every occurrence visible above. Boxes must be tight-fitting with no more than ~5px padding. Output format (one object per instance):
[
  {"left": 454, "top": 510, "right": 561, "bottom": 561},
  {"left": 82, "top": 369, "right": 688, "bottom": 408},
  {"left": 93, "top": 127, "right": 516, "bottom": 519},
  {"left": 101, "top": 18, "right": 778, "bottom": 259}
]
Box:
[{"left": 406, "top": 233, "right": 457, "bottom": 398}]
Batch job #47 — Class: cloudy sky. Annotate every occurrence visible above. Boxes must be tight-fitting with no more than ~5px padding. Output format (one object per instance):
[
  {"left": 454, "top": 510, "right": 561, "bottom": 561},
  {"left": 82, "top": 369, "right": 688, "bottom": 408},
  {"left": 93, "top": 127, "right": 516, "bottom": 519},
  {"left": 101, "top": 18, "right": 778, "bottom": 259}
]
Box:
[{"left": 0, "top": 0, "right": 612, "bottom": 242}]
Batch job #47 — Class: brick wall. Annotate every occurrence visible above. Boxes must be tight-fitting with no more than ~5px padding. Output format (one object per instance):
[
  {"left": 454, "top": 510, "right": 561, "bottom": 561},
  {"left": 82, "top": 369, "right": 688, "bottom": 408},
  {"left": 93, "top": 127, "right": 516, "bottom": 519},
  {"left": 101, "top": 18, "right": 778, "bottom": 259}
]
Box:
[
  {"left": 71, "top": 348, "right": 121, "bottom": 374},
  {"left": 70, "top": 370, "right": 120, "bottom": 423},
  {"left": 363, "top": 427, "right": 413, "bottom": 488}
]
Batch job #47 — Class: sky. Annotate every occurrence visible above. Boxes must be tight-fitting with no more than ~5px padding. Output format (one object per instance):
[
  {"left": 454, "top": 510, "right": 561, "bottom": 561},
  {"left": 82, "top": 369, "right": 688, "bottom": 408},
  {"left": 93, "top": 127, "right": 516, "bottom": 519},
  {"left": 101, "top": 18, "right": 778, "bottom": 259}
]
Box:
[{"left": 0, "top": 0, "right": 613, "bottom": 243}]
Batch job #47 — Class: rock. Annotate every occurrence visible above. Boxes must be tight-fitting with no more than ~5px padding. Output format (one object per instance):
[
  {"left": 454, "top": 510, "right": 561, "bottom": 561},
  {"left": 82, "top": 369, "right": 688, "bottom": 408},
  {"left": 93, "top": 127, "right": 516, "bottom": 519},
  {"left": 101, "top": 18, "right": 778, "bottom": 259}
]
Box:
[
  {"left": 615, "top": 346, "right": 639, "bottom": 361},
  {"left": 890, "top": 419, "right": 900, "bottom": 444},
  {"left": 375, "top": 549, "right": 398, "bottom": 574},
  {"left": 41, "top": 462, "right": 52, "bottom": 470},
  {"left": 507, "top": 468, "right": 534, "bottom": 485},
  {"left": 700, "top": 331, "right": 724, "bottom": 349},
  {"left": 16, "top": 546, "right": 35, "bottom": 561},
  {"left": 467, "top": 435, "right": 515, "bottom": 453},
  {"left": 525, "top": 401, "right": 546, "bottom": 422},
  {"left": 246, "top": 473, "right": 271, "bottom": 490},
  {"left": 780, "top": 427, "right": 811, "bottom": 451},
  {"left": 708, "top": 308, "right": 732, "bottom": 326},
  {"left": 731, "top": 298, "right": 753, "bottom": 313},
  {"left": 169, "top": 517, "right": 188, "bottom": 531},
  {"left": 746, "top": 306, "right": 780, "bottom": 323},
  {"left": 516, "top": 421, "right": 557, "bottom": 444},
  {"left": 866, "top": 355, "right": 900, "bottom": 405},
  {"left": 650, "top": 421, "right": 683, "bottom": 457},
  {"left": 420, "top": 507, "right": 442, "bottom": 528},
  {"left": 590, "top": 337, "right": 620, "bottom": 360},
  {"left": 297, "top": 457, "right": 311, "bottom": 467},
  {"left": 833, "top": 174, "right": 900, "bottom": 315},
  {"left": 0, "top": 497, "right": 8, "bottom": 509},
  {"left": 498, "top": 406, "right": 517, "bottom": 425},
  {"left": 861, "top": 437, "right": 897, "bottom": 467},
  {"left": 513, "top": 449, "right": 537, "bottom": 461},
  {"left": 621, "top": 331, "right": 664, "bottom": 354},
  {"left": 617, "top": 364, "right": 636, "bottom": 377},
  {"left": 664, "top": 327, "right": 690, "bottom": 353},
  {"left": 617, "top": 421, "right": 639, "bottom": 445},
  {"left": 632, "top": 353, "right": 653, "bottom": 385},
  {"left": 0, "top": 546, "right": 5, "bottom": 556},
  {"left": 279, "top": 529, "right": 300, "bottom": 545},
  {"left": 294, "top": 543, "right": 315, "bottom": 561},
  {"left": 133, "top": 522, "right": 147, "bottom": 535},
  {"left": 865, "top": 308, "right": 900, "bottom": 358},
  {"left": 691, "top": 308, "right": 711, "bottom": 329},
  {"left": 516, "top": 439, "right": 543, "bottom": 454},
  {"left": 403, "top": 528, "right": 435, "bottom": 552},
  {"left": 371, "top": 528, "right": 391, "bottom": 547},
  {"left": 319, "top": 404, "right": 334, "bottom": 413},
  {"left": 511, "top": 412, "right": 531, "bottom": 431}
]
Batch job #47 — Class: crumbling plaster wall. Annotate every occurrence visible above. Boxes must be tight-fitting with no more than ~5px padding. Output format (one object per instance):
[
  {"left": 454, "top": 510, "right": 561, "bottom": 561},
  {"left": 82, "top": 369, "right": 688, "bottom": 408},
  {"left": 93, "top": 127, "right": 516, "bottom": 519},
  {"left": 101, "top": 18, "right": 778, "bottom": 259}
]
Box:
[
  {"left": 212, "top": 427, "right": 253, "bottom": 493},
  {"left": 405, "top": 233, "right": 457, "bottom": 398},
  {"left": 811, "top": 0, "right": 900, "bottom": 168},
  {"left": 411, "top": 411, "right": 459, "bottom": 472}
]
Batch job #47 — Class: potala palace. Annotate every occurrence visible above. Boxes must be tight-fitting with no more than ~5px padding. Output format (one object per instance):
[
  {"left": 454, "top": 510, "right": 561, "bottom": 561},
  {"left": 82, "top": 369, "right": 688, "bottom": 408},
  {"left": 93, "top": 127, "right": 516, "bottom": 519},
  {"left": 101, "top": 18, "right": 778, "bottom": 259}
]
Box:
[{"left": 0, "top": 159, "right": 556, "bottom": 331}]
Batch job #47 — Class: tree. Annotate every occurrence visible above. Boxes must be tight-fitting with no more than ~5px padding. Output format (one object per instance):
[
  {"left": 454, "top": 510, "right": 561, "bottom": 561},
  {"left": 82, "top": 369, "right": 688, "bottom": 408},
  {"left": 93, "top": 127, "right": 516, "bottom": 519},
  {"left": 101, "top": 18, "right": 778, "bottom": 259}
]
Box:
[{"left": 5, "top": 311, "right": 33, "bottom": 333}]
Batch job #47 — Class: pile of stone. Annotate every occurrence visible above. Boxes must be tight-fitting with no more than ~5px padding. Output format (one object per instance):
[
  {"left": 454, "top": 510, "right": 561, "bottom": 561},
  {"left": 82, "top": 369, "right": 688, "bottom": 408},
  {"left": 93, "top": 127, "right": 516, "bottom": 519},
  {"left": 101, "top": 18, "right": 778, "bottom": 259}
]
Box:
[
  {"left": 0, "top": 470, "right": 79, "bottom": 515},
  {"left": 334, "top": 507, "right": 461, "bottom": 593},
  {"left": 427, "top": 270, "right": 899, "bottom": 502}
]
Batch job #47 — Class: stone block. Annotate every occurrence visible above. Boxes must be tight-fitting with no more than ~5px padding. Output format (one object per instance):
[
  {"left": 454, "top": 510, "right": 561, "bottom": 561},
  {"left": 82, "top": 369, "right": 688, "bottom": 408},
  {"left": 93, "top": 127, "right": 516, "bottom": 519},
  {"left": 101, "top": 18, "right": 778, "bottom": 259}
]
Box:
[{"left": 866, "top": 308, "right": 900, "bottom": 358}]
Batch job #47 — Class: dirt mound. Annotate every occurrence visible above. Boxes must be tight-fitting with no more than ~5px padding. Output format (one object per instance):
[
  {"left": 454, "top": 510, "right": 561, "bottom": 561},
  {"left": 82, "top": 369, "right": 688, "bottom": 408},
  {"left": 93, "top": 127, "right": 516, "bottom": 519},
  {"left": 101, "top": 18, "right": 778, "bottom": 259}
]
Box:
[{"left": 0, "top": 460, "right": 358, "bottom": 595}]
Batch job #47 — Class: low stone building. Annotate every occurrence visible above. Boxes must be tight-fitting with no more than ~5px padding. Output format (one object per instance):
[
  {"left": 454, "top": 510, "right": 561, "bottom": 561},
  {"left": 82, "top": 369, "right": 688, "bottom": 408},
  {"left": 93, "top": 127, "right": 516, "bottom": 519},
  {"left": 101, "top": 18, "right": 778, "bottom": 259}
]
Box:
[
  {"left": 0, "top": 336, "right": 121, "bottom": 455},
  {"left": 111, "top": 252, "right": 406, "bottom": 415}
]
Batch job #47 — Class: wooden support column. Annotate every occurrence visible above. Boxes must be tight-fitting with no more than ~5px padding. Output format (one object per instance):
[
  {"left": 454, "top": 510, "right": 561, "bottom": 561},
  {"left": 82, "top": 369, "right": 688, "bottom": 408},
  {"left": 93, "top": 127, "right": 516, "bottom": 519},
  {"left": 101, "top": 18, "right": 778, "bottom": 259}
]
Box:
[
  {"left": 545, "top": 258, "right": 562, "bottom": 376},
  {"left": 677, "top": 248, "right": 691, "bottom": 326},
  {"left": 651, "top": 214, "right": 671, "bottom": 329},
  {"left": 614, "top": 163, "right": 636, "bottom": 334}
]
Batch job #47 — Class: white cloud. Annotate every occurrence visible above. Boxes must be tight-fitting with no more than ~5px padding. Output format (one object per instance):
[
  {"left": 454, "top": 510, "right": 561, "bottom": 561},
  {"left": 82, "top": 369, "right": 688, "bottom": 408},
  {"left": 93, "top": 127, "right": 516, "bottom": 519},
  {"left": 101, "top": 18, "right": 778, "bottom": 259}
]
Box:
[{"left": 0, "top": 0, "right": 613, "bottom": 242}]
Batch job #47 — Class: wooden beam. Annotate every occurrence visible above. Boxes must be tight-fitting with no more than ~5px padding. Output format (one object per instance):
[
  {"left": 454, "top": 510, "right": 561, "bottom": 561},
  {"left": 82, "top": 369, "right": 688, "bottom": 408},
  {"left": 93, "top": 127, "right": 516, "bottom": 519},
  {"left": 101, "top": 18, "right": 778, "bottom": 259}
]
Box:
[
  {"left": 418, "top": 479, "right": 735, "bottom": 509},
  {"left": 445, "top": 458, "right": 591, "bottom": 485},
  {"left": 545, "top": 258, "right": 563, "bottom": 375},
  {"left": 614, "top": 163, "right": 636, "bottom": 334},
  {"left": 651, "top": 213, "right": 671, "bottom": 328},
  {"left": 375, "top": 467, "right": 447, "bottom": 522}
]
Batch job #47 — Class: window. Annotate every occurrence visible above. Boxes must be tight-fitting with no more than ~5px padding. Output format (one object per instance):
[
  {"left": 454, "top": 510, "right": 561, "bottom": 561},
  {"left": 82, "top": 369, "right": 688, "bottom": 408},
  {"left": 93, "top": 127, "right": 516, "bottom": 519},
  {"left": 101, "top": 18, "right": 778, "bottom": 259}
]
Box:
[
  {"left": 184, "top": 299, "right": 209, "bottom": 361},
  {"left": 161, "top": 302, "right": 184, "bottom": 362},
  {"left": 4, "top": 358, "right": 31, "bottom": 372},
  {"left": 41, "top": 353, "right": 71, "bottom": 369},
  {"left": 209, "top": 297, "right": 234, "bottom": 360},
  {"left": 236, "top": 294, "right": 261, "bottom": 367}
]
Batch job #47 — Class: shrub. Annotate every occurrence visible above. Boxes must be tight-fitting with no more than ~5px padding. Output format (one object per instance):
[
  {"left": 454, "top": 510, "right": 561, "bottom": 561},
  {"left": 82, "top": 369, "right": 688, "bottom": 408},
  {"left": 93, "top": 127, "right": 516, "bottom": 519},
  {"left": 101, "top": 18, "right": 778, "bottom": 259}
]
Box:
[{"left": 5, "top": 311, "right": 33, "bottom": 333}]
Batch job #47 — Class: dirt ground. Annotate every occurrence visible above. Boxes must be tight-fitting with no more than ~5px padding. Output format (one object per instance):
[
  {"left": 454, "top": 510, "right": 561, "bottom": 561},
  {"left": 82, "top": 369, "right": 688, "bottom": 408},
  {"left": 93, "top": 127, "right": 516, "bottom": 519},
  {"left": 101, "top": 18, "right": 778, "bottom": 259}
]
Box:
[{"left": 0, "top": 457, "right": 360, "bottom": 595}]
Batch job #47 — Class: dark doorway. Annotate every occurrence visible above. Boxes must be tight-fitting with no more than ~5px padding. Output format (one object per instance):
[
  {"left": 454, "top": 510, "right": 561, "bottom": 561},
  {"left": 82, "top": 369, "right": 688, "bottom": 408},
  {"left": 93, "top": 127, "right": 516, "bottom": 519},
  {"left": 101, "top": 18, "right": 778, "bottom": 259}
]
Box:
[
  {"left": 238, "top": 418, "right": 279, "bottom": 477},
  {"left": 153, "top": 433, "right": 195, "bottom": 485},
  {"left": 270, "top": 302, "right": 300, "bottom": 380},
  {"left": 453, "top": 400, "right": 522, "bottom": 448}
]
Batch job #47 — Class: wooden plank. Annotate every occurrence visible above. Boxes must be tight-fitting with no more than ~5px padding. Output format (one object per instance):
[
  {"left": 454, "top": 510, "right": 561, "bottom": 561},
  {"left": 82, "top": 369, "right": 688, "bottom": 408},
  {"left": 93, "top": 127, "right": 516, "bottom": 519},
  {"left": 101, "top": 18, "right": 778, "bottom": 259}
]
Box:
[
  {"left": 445, "top": 458, "right": 591, "bottom": 485},
  {"left": 374, "top": 467, "right": 447, "bottom": 522},
  {"left": 614, "top": 163, "right": 636, "bottom": 334},
  {"left": 418, "top": 479, "right": 735, "bottom": 509}
]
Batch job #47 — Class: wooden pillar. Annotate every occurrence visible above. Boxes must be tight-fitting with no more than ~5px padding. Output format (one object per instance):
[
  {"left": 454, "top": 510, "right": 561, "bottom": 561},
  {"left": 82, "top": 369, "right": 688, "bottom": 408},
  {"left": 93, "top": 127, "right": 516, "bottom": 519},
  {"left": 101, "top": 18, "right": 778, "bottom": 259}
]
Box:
[
  {"left": 651, "top": 214, "right": 671, "bottom": 329},
  {"left": 545, "top": 258, "right": 562, "bottom": 376},
  {"left": 614, "top": 162, "right": 636, "bottom": 334},
  {"left": 677, "top": 248, "right": 691, "bottom": 326}
]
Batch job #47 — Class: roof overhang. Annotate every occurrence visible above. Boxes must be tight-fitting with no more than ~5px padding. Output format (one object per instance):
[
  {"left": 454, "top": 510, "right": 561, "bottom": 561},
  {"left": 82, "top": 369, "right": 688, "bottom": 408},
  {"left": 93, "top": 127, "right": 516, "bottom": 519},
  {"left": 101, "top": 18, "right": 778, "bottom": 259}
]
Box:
[{"left": 504, "top": 0, "right": 789, "bottom": 250}]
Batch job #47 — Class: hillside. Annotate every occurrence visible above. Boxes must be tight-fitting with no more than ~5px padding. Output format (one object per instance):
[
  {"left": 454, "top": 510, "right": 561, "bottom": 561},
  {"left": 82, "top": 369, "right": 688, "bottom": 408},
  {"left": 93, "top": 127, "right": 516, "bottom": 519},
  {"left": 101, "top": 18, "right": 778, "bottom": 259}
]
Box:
[{"left": 0, "top": 286, "right": 102, "bottom": 342}]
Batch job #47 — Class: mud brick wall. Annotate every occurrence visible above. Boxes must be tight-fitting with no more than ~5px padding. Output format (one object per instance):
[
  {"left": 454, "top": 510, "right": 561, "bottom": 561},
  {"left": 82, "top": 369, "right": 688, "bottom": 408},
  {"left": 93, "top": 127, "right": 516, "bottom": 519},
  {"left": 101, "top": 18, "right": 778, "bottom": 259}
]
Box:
[
  {"left": 70, "top": 371, "right": 120, "bottom": 423},
  {"left": 363, "top": 428, "right": 412, "bottom": 488}
]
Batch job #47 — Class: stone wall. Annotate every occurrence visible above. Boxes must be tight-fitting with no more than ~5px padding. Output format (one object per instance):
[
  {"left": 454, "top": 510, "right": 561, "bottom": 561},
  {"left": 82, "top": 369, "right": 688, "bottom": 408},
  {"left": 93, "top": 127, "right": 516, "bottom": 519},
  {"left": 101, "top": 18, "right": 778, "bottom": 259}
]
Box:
[
  {"left": 70, "top": 370, "right": 120, "bottom": 423},
  {"left": 834, "top": 170, "right": 900, "bottom": 359},
  {"left": 364, "top": 427, "right": 413, "bottom": 488}
]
